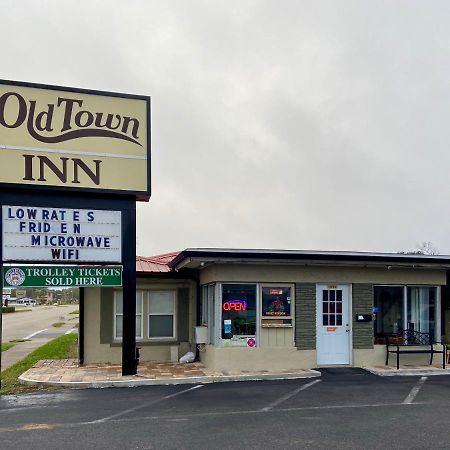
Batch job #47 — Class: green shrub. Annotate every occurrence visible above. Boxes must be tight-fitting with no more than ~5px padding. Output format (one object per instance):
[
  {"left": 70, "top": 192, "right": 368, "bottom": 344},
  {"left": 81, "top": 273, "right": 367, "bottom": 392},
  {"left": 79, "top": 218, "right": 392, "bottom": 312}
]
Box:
[{"left": 1, "top": 306, "right": 15, "bottom": 313}]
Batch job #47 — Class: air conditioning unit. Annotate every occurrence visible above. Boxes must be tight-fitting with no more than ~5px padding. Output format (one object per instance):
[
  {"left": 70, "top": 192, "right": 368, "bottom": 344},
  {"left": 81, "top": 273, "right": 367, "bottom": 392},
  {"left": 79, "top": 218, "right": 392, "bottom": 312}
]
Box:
[{"left": 194, "top": 326, "right": 208, "bottom": 344}]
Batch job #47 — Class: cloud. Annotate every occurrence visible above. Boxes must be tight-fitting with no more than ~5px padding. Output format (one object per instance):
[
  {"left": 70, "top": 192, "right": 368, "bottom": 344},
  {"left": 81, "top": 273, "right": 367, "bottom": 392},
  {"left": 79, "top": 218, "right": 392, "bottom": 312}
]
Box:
[{"left": 3, "top": 0, "right": 450, "bottom": 255}]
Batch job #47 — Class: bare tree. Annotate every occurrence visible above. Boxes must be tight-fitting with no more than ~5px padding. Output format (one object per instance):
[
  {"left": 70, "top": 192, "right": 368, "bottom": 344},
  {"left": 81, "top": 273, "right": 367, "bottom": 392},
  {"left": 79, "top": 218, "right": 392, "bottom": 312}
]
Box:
[
  {"left": 398, "top": 241, "right": 439, "bottom": 255},
  {"left": 415, "top": 241, "right": 439, "bottom": 255}
]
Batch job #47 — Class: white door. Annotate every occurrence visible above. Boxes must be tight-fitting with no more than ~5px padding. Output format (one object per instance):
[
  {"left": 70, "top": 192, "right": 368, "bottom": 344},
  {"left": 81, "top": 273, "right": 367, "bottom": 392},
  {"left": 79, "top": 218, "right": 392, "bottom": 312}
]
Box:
[{"left": 316, "top": 284, "right": 351, "bottom": 365}]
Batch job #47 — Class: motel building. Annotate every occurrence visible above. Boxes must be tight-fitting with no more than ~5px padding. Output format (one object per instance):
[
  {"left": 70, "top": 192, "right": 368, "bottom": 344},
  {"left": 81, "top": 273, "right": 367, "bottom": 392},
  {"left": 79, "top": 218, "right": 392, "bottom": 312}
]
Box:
[{"left": 81, "top": 248, "right": 450, "bottom": 371}]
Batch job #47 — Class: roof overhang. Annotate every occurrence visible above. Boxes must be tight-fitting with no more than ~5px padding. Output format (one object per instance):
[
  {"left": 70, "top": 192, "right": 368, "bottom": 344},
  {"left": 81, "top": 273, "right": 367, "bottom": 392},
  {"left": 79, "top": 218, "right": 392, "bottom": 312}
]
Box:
[{"left": 170, "top": 248, "right": 450, "bottom": 271}]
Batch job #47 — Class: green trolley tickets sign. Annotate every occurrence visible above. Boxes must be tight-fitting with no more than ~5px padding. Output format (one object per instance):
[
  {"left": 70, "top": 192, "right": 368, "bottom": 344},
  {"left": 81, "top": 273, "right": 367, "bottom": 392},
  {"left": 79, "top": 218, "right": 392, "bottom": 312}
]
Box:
[{"left": 3, "top": 266, "right": 122, "bottom": 288}]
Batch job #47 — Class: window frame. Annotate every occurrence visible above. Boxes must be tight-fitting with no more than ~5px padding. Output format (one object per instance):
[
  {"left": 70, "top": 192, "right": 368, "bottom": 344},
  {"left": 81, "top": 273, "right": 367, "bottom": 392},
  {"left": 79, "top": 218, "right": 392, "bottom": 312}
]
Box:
[
  {"left": 260, "top": 283, "right": 294, "bottom": 322},
  {"left": 219, "top": 282, "right": 259, "bottom": 347},
  {"left": 373, "top": 284, "right": 441, "bottom": 341},
  {"left": 147, "top": 290, "right": 177, "bottom": 340},
  {"left": 113, "top": 290, "right": 144, "bottom": 341}
]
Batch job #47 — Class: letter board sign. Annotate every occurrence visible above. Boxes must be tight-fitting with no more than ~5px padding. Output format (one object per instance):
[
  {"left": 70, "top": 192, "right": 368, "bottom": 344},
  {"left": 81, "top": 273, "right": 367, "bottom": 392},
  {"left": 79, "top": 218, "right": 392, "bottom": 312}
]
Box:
[
  {"left": 0, "top": 80, "right": 150, "bottom": 201},
  {"left": 2, "top": 205, "right": 121, "bottom": 263}
]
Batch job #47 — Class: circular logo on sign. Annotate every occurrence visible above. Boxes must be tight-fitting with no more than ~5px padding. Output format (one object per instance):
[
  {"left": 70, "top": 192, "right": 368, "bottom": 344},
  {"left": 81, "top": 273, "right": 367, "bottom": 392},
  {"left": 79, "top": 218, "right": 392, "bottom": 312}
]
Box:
[
  {"left": 247, "top": 338, "right": 256, "bottom": 348},
  {"left": 5, "top": 268, "right": 26, "bottom": 286}
]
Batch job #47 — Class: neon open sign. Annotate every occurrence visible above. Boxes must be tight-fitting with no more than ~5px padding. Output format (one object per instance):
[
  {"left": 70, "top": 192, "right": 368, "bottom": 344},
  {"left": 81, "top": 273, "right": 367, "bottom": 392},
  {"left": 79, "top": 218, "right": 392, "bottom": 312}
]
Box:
[{"left": 223, "top": 300, "right": 247, "bottom": 311}]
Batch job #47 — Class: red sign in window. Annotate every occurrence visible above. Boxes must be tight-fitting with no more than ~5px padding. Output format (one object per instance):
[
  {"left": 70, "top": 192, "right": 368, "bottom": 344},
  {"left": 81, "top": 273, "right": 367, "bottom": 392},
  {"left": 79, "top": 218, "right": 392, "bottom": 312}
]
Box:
[
  {"left": 223, "top": 300, "right": 247, "bottom": 311},
  {"left": 269, "top": 289, "right": 283, "bottom": 295}
]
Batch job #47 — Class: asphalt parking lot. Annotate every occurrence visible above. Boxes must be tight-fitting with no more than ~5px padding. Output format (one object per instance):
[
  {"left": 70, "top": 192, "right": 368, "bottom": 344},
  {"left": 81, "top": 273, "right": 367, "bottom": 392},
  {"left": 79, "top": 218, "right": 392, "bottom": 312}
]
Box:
[{"left": 0, "top": 368, "right": 449, "bottom": 449}]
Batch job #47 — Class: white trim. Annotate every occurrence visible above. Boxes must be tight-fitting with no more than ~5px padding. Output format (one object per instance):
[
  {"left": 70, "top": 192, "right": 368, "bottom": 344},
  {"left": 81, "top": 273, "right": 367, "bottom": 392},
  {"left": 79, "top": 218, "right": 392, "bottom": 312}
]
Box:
[{"left": 0, "top": 143, "right": 146, "bottom": 160}]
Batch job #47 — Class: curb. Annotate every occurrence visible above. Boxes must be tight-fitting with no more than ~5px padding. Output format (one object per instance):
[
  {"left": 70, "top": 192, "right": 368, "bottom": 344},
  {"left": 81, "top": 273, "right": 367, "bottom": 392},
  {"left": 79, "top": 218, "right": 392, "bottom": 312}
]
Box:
[
  {"left": 364, "top": 367, "right": 450, "bottom": 377},
  {"left": 18, "top": 369, "right": 321, "bottom": 389}
]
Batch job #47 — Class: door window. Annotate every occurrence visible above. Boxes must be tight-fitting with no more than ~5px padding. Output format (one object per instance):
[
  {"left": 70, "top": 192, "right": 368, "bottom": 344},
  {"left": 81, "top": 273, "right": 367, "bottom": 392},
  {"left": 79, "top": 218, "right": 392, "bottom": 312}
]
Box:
[{"left": 322, "top": 289, "right": 343, "bottom": 326}]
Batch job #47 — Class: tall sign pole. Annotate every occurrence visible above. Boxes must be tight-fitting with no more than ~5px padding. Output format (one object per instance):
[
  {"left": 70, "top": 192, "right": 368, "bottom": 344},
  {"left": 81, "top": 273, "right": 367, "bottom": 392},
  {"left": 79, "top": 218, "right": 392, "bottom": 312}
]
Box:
[{"left": 121, "top": 200, "right": 137, "bottom": 375}]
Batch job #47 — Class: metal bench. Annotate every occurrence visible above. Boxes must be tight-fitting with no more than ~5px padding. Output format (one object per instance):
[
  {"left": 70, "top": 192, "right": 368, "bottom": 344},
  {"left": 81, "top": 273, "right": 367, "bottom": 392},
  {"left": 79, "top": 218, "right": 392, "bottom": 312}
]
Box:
[{"left": 385, "top": 329, "right": 447, "bottom": 370}]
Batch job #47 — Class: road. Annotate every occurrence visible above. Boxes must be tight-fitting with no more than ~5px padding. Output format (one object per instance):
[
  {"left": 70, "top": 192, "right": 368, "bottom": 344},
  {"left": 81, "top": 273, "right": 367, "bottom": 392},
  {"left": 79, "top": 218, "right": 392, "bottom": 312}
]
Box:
[
  {"left": 0, "top": 369, "right": 449, "bottom": 449},
  {"left": 1, "top": 305, "right": 78, "bottom": 370},
  {"left": 2, "top": 305, "right": 78, "bottom": 341}
]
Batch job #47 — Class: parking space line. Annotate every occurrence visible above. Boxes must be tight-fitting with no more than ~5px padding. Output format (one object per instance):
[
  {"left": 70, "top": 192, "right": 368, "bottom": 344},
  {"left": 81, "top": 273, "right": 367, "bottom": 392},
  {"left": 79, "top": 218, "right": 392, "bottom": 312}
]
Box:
[
  {"left": 403, "top": 376, "right": 427, "bottom": 404},
  {"left": 89, "top": 384, "right": 204, "bottom": 424},
  {"left": 90, "top": 401, "right": 427, "bottom": 427},
  {"left": 261, "top": 379, "right": 321, "bottom": 412},
  {"left": 24, "top": 329, "right": 48, "bottom": 339},
  {"left": 0, "top": 401, "right": 427, "bottom": 434}
]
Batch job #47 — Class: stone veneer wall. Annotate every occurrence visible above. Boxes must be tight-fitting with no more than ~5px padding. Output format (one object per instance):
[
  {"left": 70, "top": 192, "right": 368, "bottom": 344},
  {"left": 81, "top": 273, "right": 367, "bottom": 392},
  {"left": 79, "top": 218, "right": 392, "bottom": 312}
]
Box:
[
  {"left": 352, "top": 283, "right": 374, "bottom": 349},
  {"left": 295, "top": 283, "right": 316, "bottom": 350}
]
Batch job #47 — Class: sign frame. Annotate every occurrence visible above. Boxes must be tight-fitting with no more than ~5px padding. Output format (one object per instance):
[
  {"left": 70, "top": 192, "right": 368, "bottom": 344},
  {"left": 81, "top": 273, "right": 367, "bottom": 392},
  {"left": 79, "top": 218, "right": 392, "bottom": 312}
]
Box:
[
  {"left": 2, "top": 205, "right": 122, "bottom": 263},
  {"left": 0, "top": 79, "right": 151, "bottom": 202},
  {"left": 3, "top": 265, "right": 123, "bottom": 288}
]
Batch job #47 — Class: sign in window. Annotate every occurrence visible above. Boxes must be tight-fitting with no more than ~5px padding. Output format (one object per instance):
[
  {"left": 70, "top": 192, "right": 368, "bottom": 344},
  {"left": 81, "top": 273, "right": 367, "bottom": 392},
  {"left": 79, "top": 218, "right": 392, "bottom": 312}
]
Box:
[{"left": 221, "top": 284, "right": 256, "bottom": 347}]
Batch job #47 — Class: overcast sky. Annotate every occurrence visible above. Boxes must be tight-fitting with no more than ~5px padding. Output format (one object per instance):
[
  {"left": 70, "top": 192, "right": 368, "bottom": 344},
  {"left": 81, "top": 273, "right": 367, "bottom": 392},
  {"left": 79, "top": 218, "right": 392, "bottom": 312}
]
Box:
[{"left": 3, "top": 1, "right": 450, "bottom": 256}]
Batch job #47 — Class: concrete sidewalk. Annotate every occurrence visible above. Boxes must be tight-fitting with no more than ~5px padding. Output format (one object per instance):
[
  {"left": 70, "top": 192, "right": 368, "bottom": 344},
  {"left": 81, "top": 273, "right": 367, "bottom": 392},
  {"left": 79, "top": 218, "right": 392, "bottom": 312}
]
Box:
[
  {"left": 19, "top": 359, "right": 321, "bottom": 388},
  {"left": 1, "top": 338, "right": 48, "bottom": 371},
  {"left": 365, "top": 364, "right": 450, "bottom": 376},
  {"left": 1, "top": 329, "right": 77, "bottom": 371}
]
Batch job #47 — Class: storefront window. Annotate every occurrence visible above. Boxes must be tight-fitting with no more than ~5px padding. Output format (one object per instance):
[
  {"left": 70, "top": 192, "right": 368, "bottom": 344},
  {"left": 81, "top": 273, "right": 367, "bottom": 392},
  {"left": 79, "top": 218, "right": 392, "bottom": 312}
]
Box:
[
  {"left": 407, "top": 287, "right": 435, "bottom": 336},
  {"left": 221, "top": 284, "right": 256, "bottom": 346},
  {"left": 374, "top": 286, "right": 438, "bottom": 344},
  {"left": 374, "top": 286, "right": 403, "bottom": 341},
  {"left": 261, "top": 287, "right": 291, "bottom": 317}
]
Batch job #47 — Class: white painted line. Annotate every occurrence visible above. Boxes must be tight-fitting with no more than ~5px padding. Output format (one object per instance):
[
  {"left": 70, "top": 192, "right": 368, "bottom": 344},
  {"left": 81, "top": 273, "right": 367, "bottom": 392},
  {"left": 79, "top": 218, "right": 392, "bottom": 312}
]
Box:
[
  {"left": 0, "top": 401, "right": 425, "bottom": 434},
  {"left": 24, "top": 329, "right": 48, "bottom": 339},
  {"left": 95, "top": 401, "right": 427, "bottom": 427},
  {"left": 403, "top": 376, "right": 427, "bottom": 404},
  {"left": 261, "top": 379, "right": 321, "bottom": 411},
  {"left": 90, "top": 384, "right": 204, "bottom": 424},
  {"left": 64, "top": 329, "right": 77, "bottom": 335}
]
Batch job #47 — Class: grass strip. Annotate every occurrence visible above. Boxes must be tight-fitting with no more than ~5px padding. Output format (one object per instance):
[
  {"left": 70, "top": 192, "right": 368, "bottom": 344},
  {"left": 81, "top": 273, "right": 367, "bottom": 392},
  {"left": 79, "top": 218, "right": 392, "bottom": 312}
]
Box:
[
  {"left": 52, "top": 322, "right": 66, "bottom": 328},
  {"left": 0, "top": 333, "right": 78, "bottom": 395},
  {"left": 69, "top": 310, "right": 79, "bottom": 315},
  {"left": 1, "top": 343, "right": 15, "bottom": 352}
]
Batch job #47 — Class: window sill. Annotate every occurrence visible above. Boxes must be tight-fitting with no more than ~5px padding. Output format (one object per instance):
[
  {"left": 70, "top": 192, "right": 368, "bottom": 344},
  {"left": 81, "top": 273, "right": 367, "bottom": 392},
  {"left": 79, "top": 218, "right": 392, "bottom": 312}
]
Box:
[{"left": 110, "top": 340, "right": 181, "bottom": 347}]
